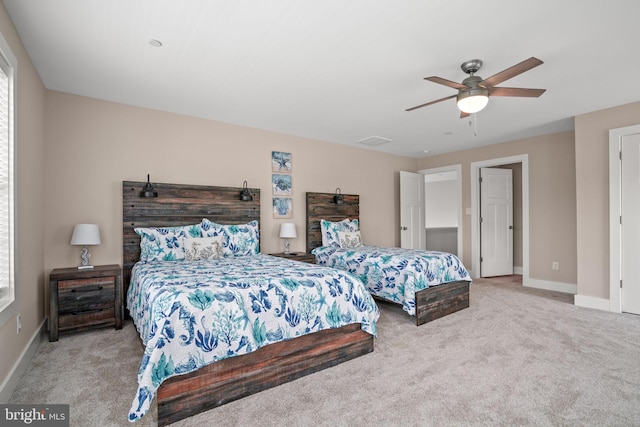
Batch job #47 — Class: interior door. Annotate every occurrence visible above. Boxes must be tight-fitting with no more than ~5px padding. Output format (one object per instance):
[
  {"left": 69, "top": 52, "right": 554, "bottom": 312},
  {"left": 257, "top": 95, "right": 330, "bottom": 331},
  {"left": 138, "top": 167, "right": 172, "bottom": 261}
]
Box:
[
  {"left": 621, "top": 134, "right": 640, "bottom": 314},
  {"left": 480, "top": 167, "right": 513, "bottom": 276},
  {"left": 400, "top": 171, "right": 425, "bottom": 249}
]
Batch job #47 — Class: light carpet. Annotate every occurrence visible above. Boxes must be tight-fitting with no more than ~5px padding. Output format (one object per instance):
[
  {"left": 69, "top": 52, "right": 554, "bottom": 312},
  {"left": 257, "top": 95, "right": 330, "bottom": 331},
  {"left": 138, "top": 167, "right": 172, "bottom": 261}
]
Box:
[{"left": 9, "top": 278, "right": 640, "bottom": 426}]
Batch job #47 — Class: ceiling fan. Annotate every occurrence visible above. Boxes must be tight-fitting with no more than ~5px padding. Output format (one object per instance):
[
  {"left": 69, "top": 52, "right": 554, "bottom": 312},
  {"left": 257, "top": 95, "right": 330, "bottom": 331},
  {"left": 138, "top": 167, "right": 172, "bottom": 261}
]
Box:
[{"left": 406, "top": 57, "right": 546, "bottom": 117}]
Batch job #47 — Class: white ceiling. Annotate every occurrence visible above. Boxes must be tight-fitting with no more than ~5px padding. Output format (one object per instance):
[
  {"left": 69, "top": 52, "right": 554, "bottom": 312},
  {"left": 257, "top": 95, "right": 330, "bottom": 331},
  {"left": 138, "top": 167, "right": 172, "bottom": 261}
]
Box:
[{"left": 4, "top": 1, "right": 640, "bottom": 158}]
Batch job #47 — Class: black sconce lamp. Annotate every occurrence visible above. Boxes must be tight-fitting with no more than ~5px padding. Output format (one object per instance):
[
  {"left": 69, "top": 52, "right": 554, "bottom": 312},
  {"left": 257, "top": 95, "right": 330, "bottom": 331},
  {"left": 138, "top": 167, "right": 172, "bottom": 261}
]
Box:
[
  {"left": 240, "top": 180, "right": 253, "bottom": 201},
  {"left": 140, "top": 174, "right": 158, "bottom": 198},
  {"left": 333, "top": 188, "right": 344, "bottom": 204}
]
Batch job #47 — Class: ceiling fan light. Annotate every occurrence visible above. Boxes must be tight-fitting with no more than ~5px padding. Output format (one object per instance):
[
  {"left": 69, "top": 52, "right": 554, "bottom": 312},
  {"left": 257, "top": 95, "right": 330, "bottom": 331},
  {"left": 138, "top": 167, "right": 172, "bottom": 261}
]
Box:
[{"left": 457, "top": 88, "right": 489, "bottom": 114}]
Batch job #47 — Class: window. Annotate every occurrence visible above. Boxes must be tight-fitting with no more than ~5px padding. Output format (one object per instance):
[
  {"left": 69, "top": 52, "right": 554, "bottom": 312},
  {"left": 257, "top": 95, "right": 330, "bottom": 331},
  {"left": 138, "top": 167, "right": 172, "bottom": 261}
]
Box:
[{"left": 0, "top": 32, "right": 16, "bottom": 327}]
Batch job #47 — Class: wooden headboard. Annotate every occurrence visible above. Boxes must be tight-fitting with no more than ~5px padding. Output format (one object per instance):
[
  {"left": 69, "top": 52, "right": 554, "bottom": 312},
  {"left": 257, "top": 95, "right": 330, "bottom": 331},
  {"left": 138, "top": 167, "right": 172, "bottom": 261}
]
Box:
[
  {"left": 122, "top": 180, "right": 260, "bottom": 298},
  {"left": 305, "top": 192, "right": 359, "bottom": 253}
]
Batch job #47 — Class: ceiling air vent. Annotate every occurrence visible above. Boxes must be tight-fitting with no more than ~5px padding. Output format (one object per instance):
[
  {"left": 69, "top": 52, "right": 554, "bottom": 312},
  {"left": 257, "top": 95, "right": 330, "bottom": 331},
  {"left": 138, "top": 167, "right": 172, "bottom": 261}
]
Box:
[{"left": 357, "top": 136, "right": 392, "bottom": 146}]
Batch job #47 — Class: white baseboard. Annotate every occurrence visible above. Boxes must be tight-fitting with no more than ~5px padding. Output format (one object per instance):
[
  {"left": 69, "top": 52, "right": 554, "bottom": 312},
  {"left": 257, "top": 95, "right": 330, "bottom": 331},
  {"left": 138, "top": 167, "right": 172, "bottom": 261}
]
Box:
[
  {"left": 574, "top": 294, "right": 611, "bottom": 312},
  {"left": 524, "top": 277, "right": 577, "bottom": 294},
  {"left": 0, "top": 318, "right": 46, "bottom": 403}
]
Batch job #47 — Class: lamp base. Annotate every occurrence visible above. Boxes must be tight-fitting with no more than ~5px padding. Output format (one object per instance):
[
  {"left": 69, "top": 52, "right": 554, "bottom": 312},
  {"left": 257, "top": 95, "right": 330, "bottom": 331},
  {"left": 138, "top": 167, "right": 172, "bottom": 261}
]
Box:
[{"left": 283, "top": 240, "right": 291, "bottom": 254}]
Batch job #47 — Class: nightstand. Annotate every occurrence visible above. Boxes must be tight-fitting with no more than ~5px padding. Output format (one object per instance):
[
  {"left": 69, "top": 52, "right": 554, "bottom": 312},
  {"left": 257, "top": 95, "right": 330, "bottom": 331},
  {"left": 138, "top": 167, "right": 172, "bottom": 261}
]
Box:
[
  {"left": 49, "top": 264, "right": 122, "bottom": 342},
  {"left": 269, "top": 252, "right": 316, "bottom": 264}
]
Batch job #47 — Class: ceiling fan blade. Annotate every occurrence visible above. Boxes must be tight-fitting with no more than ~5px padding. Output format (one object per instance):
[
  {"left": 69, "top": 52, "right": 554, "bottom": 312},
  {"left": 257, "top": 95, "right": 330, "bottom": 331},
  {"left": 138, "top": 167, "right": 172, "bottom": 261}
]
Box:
[
  {"left": 480, "top": 57, "right": 543, "bottom": 88},
  {"left": 405, "top": 94, "right": 457, "bottom": 112},
  {"left": 489, "top": 87, "right": 546, "bottom": 97},
  {"left": 425, "top": 76, "right": 468, "bottom": 90},
  {"left": 460, "top": 111, "right": 470, "bottom": 119}
]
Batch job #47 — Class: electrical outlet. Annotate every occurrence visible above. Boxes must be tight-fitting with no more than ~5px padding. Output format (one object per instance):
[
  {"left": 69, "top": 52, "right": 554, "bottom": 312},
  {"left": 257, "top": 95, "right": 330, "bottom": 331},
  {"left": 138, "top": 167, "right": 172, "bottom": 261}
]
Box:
[
  {"left": 16, "top": 314, "right": 21, "bottom": 334},
  {"left": 552, "top": 261, "right": 559, "bottom": 271}
]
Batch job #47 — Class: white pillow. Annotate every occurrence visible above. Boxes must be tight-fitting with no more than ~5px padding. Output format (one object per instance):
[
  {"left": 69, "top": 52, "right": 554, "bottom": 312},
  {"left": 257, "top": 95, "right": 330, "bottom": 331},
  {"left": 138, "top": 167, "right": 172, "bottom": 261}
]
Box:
[
  {"left": 338, "top": 230, "right": 363, "bottom": 248},
  {"left": 183, "top": 236, "right": 224, "bottom": 261}
]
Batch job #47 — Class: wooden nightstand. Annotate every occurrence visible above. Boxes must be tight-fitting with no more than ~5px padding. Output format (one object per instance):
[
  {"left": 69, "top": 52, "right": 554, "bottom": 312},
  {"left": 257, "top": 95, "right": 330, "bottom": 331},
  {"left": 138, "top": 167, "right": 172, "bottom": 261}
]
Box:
[
  {"left": 49, "top": 264, "right": 123, "bottom": 342},
  {"left": 269, "top": 252, "right": 316, "bottom": 264}
]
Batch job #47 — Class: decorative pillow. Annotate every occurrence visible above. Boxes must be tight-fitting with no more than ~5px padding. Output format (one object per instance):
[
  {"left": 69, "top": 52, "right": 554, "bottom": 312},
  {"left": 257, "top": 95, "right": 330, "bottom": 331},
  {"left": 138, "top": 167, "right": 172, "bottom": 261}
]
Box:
[
  {"left": 183, "top": 236, "right": 224, "bottom": 261},
  {"left": 321, "top": 219, "right": 359, "bottom": 247},
  {"left": 135, "top": 224, "right": 201, "bottom": 262},
  {"left": 321, "top": 218, "right": 349, "bottom": 246},
  {"left": 338, "top": 230, "right": 363, "bottom": 248},
  {"left": 200, "top": 218, "right": 260, "bottom": 256}
]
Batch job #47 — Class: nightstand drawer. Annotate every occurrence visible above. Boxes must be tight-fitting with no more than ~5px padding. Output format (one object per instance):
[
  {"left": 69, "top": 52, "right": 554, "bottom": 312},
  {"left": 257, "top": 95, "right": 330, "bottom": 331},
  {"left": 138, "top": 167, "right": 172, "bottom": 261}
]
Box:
[
  {"left": 58, "top": 276, "right": 115, "bottom": 314},
  {"left": 269, "top": 252, "right": 316, "bottom": 264}
]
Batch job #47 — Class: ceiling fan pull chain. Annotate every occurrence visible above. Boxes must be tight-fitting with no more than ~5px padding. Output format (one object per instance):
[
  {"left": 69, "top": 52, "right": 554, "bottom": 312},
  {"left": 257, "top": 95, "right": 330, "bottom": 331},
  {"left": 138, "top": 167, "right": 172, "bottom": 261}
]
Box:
[
  {"left": 469, "top": 114, "right": 478, "bottom": 136},
  {"left": 474, "top": 113, "right": 478, "bottom": 136}
]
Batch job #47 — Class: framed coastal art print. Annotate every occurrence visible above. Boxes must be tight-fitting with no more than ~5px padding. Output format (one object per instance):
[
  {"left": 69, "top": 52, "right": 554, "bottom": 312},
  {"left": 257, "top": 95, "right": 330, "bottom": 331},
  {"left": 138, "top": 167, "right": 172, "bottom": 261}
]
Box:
[
  {"left": 273, "top": 198, "right": 293, "bottom": 219},
  {"left": 272, "top": 151, "right": 292, "bottom": 173},
  {"left": 272, "top": 174, "right": 292, "bottom": 196}
]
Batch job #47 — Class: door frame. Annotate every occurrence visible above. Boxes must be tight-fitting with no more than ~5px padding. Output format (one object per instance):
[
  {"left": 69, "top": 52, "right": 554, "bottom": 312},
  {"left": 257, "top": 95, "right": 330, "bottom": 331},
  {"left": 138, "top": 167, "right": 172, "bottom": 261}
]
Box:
[
  {"left": 480, "top": 167, "right": 514, "bottom": 277},
  {"left": 417, "top": 164, "right": 463, "bottom": 259},
  {"left": 471, "top": 155, "right": 529, "bottom": 281},
  {"left": 609, "top": 124, "right": 640, "bottom": 313}
]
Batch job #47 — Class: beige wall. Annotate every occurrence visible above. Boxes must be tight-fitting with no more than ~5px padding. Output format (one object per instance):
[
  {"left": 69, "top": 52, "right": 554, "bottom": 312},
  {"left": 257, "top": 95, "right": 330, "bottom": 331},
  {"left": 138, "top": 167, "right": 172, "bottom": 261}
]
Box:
[
  {"left": 43, "top": 91, "right": 417, "bottom": 284},
  {"left": 575, "top": 101, "right": 640, "bottom": 300},
  {"left": 0, "top": 4, "right": 45, "bottom": 393},
  {"left": 416, "top": 131, "right": 577, "bottom": 285}
]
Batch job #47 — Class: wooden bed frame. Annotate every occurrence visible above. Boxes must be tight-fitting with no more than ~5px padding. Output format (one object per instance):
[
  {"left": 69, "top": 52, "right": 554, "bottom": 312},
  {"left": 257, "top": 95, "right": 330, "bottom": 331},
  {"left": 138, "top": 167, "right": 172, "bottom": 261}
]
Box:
[
  {"left": 305, "top": 191, "right": 470, "bottom": 326},
  {"left": 123, "top": 181, "right": 374, "bottom": 426}
]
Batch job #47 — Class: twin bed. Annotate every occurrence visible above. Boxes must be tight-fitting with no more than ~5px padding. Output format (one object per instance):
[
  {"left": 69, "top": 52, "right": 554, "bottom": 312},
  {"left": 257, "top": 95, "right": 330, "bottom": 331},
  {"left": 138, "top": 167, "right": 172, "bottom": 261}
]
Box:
[
  {"left": 305, "top": 192, "right": 471, "bottom": 326},
  {"left": 122, "top": 182, "right": 471, "bottom": 426}
]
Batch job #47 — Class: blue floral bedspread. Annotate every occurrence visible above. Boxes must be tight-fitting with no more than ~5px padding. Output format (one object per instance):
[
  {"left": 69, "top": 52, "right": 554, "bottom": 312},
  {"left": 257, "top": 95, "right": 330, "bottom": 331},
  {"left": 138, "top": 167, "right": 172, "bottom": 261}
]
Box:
[
  {"left": 312, "top": 245, "right": 471, "bottom": 316},
  {"left": 126, "top": 254, "right": 379, "bottom": 422}
]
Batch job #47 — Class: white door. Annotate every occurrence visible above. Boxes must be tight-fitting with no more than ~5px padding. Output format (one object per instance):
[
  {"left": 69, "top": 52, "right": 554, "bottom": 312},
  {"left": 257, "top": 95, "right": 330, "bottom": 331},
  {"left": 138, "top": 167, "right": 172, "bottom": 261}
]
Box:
[
  {"left": 621, "top": 134, "right": 640, "bottom": 314},
  {"left": 480, "top": 167, "right": 513, "bottom": 276},
  {"left": 400, "top": 171, "right": 425, "bottom": 249}
]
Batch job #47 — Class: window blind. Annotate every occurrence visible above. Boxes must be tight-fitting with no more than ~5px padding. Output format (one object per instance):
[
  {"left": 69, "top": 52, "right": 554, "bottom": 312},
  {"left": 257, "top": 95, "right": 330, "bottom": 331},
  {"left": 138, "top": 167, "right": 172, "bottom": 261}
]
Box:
[{"left": 0, "top": 52, "right": 14, "bottom": 306}]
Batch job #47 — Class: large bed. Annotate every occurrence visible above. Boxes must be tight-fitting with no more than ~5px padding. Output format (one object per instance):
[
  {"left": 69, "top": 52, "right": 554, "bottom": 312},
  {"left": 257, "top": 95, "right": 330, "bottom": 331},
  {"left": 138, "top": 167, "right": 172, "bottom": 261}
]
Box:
[
  {"left": 123, "top": 181, "right": 379, "bottom": 425},
  {"left": 306, "top": 191, "right": 471, "bottom": 326}
]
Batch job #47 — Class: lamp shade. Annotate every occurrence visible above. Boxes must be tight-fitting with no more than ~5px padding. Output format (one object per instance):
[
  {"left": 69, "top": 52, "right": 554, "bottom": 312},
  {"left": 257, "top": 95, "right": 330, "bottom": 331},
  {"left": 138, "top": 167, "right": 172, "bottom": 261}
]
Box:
[
  {"left": 279, "top": 223, "right": 297, "bottom": 239},
  {"left": 70, "top": 224, "right": 101, "bottom": 246},
  {"left": 456, "top": 88, "right": 489, "bottom": 114}
]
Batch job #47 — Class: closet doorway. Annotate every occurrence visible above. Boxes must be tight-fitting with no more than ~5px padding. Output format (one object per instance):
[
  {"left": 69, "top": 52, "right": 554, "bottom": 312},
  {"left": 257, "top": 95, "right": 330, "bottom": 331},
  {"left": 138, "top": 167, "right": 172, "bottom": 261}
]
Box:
[{"left": 418, "top": 165, "right": 462, "bottom": 260}]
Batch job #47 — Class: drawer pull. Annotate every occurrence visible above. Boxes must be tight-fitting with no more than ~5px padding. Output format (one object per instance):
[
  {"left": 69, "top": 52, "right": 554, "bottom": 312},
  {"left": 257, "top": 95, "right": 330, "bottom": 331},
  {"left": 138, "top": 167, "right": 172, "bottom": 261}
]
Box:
[
  {"left": 71, "top": 285, "right": 103, "bottom": 292},
  {"left": 71, "top": 308, "right": 104, "bottom": 315}
]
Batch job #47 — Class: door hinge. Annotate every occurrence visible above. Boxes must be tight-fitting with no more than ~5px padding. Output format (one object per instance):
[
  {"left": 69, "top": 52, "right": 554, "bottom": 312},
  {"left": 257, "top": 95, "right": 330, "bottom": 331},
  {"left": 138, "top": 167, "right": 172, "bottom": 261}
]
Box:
[
  {"left": 479, "top": 177, "right": 483, "bottom": 183},
  {"left": 620, "top": 215, "right": 622, "bottom": 225},
  {"left": 620, "top": 279, "right": 623, "bottom": 288},
  {"left": 480, "top": 256, "right": 483, "bottom": 262},
  {"left": 619, "top": 150, "right": 622, "bottom": 161}
]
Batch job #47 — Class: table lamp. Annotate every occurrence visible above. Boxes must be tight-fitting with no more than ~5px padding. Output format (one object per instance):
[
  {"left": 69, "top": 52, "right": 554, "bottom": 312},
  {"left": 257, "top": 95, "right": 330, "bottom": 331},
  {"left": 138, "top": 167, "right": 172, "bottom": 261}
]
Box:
[
  {"left": 279, "top": 223, "right": 297, "bottom": 254},
  {"left": 70, "top": 224, "right": 101, "bottom": 269}
]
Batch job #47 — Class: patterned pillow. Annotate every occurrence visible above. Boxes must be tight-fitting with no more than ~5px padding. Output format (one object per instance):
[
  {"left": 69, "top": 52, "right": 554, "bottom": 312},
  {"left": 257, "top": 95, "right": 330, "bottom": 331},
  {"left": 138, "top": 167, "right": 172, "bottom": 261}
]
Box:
[
  {"left": 200, "top": 218, "right": 260, "bottom": 256},
  {"left": 183, "top": 236, "right": 224, "bottom": 261},
  {"left": 135, "top": 224, "right": 202, "bottom": 262},
  {"left": 321, "top": 219, "right": 359, "bottom": 247},
  {"left": 338, "top": 230, "right": 363, "bottom": 248}
]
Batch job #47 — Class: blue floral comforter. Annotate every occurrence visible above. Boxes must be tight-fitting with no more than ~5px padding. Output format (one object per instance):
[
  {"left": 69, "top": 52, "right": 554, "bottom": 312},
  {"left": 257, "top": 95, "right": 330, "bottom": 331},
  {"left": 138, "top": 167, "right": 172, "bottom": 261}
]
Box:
[
  {"left": 312, "top": 245, "right": 471, "bottom": 316},
  {"left": 126, "top": 254, "right": 379, "bottom": 422}
]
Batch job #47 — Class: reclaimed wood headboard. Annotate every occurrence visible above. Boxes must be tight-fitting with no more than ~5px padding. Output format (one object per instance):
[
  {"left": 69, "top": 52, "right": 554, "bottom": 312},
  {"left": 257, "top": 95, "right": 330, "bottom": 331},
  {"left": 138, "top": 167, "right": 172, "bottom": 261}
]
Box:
[
  {"left": 305, "top": 191, "right": 359, "bottom": 253},
  {"left": 122, "top": 180, "right": 260, "bottom": 299}
]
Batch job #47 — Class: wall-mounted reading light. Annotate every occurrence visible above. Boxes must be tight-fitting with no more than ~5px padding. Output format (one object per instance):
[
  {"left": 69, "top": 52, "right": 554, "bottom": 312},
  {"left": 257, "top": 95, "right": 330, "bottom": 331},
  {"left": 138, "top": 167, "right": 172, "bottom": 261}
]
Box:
[
  {"left": 140, "top": 174, "right": 158, "bottom": 198},
  {"left": 240, "top": 180, "right": 253, "bottom": 201},
  {"left": 333, "top": 188, "right": 344, "bottom": 204}
]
